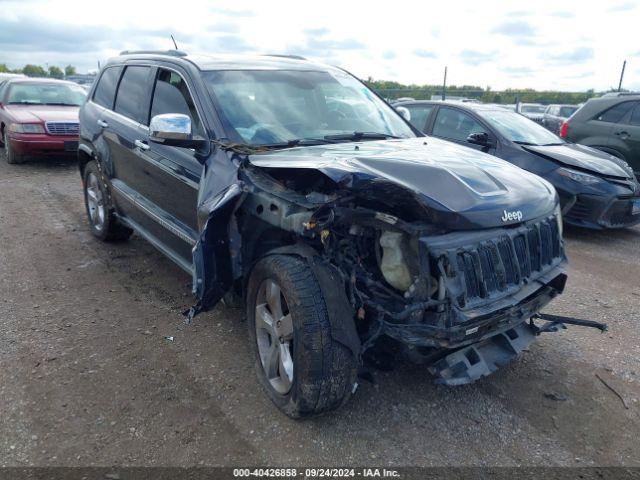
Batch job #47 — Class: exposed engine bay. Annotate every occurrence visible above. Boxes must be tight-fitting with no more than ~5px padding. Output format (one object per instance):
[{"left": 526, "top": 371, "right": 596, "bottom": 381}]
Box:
[{"left": 189, "top": 138, "right": 607, "bottom": 386}]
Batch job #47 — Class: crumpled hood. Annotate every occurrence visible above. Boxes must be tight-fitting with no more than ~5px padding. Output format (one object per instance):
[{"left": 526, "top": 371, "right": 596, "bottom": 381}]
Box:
[
  {"left": 4, "top": 105, "right": 79, "bottom": 123},
  {"left": 249, "top": 137, "right": 557, "bottom": 230},
  {"left": 522, "top": 143, "right": 632, "bottom": 179}
]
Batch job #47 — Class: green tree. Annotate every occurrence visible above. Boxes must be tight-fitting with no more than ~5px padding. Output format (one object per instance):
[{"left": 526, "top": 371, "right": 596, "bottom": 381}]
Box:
[
  {"left": 48, "top": 65, "right": 64, "bottom": 79},
  {"left": 0, "top": 64, "right": 10, "bottom": 73},
  {"left": 22, "top": 64, "right": 47, "bottom": 77},
  {"left": 64, "top": 65, "right": 76, "bottom": 76}
]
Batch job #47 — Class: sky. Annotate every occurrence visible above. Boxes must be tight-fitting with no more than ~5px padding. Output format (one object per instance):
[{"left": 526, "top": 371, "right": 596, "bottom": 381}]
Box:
[{"left": 0, "top": 0, "right": 639, "bottom": 91}]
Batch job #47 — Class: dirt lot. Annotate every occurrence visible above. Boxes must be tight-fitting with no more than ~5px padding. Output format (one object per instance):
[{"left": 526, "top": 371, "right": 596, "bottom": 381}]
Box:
[{"left": 0, "top": 155, "right": 639, "bottom": 467}]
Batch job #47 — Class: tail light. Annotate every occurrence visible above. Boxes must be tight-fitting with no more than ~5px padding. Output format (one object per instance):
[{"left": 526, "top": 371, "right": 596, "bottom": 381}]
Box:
[{"left": 559, "top": 121, "right": 568, "bottom": 138}]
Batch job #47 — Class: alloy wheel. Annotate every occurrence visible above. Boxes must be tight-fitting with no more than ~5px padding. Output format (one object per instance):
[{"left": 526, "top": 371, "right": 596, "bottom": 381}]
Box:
[
  {"left": 85, "top": 172, "right": 106, "bottom": 231},
  {"left": 255, "top": 279, "right": 294, "bottom": 395}
]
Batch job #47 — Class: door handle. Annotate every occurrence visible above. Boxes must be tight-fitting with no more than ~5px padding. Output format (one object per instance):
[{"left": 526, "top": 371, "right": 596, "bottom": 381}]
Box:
[
  {"left": 97, "top": 119, "right": 108, "bottom": 128},
  {"left": 134, "top": 139, "right": 150, "bottom": 151}
]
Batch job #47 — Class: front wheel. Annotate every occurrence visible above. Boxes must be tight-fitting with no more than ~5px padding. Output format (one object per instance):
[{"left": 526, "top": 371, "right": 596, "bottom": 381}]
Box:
[
  {"left": 247, "top": 255, "right": 358, "bottom": 418},
  {"left": 3, "top": 131, "right": 24, "bottom": 164}
]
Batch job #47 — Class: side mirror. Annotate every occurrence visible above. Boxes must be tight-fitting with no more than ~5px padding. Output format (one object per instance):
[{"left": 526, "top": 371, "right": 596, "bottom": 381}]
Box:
[
  {"left": 149, "top": 113, "right": 205, "bottom": 148},
  {"left": 466, "top": 131, "right": 493, "bottom": 147},
  {"left": 396, "top": 106, "right": 411, "bottom": 122}
]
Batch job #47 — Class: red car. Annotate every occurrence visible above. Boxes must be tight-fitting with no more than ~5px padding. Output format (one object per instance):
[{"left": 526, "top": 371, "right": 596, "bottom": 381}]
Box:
[{"left": 0, "top": 78, "right": 86, "bottom": 164}]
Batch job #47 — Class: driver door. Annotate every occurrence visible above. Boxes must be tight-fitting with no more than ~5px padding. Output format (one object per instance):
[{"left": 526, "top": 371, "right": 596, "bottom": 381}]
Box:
[{"left": 131, "top": 67, "right": 205, "bottom": 267}]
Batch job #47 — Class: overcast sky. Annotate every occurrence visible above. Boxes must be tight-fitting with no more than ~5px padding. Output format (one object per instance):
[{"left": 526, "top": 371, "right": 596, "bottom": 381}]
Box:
[{"left": 1, "top": 0, "right": 638, "bottom": 91}]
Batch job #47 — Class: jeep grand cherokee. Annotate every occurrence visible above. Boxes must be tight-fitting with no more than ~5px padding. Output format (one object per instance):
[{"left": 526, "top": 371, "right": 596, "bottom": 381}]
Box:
[{"left": 79, "top": 51, "right": 577, "bottom": 418}]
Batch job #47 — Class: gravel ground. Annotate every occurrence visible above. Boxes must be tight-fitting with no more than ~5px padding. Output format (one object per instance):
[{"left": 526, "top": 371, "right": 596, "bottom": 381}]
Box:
[{"left": 0, "top": 155, "right": 639, "bottom": 467}]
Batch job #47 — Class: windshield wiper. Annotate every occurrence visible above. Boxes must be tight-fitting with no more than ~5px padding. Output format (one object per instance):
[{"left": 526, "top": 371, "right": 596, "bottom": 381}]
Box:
[
  {"left": 513, "top": 140, "right": 538, "bottom": 146},
  {"left": 258, "top": 138, "right": 339, "bottom": 149},
  {"left": 324, "top": 131, "right": 401, "bottom": 142},
  {"left": 44, "top": 102, "right": 80, "bottom": 106},
  {"left": 8, "top": 101, "right": 41, "bottom": 105}
]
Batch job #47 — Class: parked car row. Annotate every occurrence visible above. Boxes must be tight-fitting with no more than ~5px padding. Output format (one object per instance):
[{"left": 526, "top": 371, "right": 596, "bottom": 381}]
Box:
[
  {"left": 0, "top": 77, "right": 85, "bottom": 163},
  {"left": 0, "top": 52, "right": 627, "bottom": 418},
  {"left": 396, "top": 99, "right": 640, "bottom": 229}
]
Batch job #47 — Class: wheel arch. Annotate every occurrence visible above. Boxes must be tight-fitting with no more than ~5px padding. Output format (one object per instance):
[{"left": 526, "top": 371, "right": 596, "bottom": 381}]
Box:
[{"left": 256, "top": 244, "right": 361, "bottom": 359}]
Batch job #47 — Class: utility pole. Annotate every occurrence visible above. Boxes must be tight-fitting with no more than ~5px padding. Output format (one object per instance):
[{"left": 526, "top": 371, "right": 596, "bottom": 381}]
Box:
[
  {"left": 441, "top": 66, "right": 447, "bottom": 101},
  {"left": 618, "top": 60, "right": 626, "bottom": 91}
]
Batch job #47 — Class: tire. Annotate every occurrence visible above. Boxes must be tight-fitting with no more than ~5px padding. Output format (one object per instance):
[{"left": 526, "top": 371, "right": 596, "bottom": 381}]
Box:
[
  {"left": 82, "top": 161, "right": 133, "bottom": 242},
  {"left": 247, "top": 255, "right": 358, "bottom": 418},
  {"left": 3, "top": 130, "right": 24, "bottom": 164}
]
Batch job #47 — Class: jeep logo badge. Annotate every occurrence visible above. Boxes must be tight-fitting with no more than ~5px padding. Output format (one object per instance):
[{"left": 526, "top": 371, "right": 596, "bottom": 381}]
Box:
[{"left": 501, "top": 209, "right": 523, "bottom": 223}]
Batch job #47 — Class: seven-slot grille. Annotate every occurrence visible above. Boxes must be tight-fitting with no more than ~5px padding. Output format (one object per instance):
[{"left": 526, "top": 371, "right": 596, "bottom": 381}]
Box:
[
  {"left": 454, "top": 217, "right": 562, "bottom": 305},
  {"left": 45, "top": 122, "right": 79, "bottom": 136}
]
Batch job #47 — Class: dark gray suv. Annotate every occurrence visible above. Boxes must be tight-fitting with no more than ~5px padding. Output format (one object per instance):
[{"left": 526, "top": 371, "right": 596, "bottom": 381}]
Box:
[{"left": 562, "top": 93, "right": 640, "bottom": 174}]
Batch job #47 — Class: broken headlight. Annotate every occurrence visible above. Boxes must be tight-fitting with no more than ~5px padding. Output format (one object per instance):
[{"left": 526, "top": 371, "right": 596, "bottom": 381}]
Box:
[{"left": 379, "top": 231, "right": 413, "bottom": 292}]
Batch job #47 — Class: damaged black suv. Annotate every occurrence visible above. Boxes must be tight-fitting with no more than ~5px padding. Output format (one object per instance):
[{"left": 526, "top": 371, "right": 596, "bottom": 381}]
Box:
[{"left": 79, "top": 51, "right": 573, "bottom": 418}]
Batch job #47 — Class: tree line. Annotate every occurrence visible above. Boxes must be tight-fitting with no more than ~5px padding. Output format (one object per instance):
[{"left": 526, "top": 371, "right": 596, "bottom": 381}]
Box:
[
  {"left": 366, "top": 78, "right": 600, "bottom": 105},
  {"left": 0, "top": 63, "right": 77, "bottom": 79},
  {"left": 0, "top": 64, "right": 608, "bottom": 104}
]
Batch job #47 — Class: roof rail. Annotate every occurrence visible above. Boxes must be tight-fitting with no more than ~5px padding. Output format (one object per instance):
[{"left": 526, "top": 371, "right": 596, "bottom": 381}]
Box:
[
  {"left": 602, "top": 91, "right": 640, "bottom": 97},
  {"left": 119, "top": 49, "right": 188, "bottom": 57},
  {"left": 262, "top": 54, "right": 307, "bottom": 61}
]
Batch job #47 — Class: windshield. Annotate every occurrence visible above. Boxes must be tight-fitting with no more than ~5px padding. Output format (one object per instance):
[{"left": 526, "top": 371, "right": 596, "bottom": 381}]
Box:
[
  {"left": 482, "top": 109, "right": 563, "bottom": 145},
  {"left": 203, "top": 70, "right": 415, "bottom": 145},
  {"left": 521, "top": 105, "right": 546, "bottom": 114},
  {"left": 6, "top": 83, "right": 86, "bottom": 106}
]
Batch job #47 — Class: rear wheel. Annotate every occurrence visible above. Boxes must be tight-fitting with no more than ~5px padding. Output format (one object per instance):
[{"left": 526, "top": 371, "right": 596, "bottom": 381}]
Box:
[
  {"left": 82, "top": 161, "right": 133, "bottom": 242},
  {"left": 247, "top": 255, "right": 358, "bottom": 418},
  {"left": 3, "top": 131, "right": 24, "bottom": 164}
]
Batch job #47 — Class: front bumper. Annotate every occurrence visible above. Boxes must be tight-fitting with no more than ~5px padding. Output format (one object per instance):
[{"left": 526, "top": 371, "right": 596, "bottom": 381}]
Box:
[
  {"left": 7, "top": 133, "right": 79, "bottom": 156},
  {"left": 564, "top": 193, "right": 640, "bottom": 229},
  {"left": 376, "top": 213, "right": 567, "bottom": 350}
]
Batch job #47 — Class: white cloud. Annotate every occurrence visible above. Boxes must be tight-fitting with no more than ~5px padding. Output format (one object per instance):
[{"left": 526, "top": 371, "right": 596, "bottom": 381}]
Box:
[{"left": 0, "top": 0, "right": 637, "bottom": 91}]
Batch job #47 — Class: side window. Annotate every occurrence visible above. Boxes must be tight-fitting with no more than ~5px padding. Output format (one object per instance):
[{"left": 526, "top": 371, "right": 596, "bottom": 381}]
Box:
[
  {"left": 150, "top": 69, "right": 203, "bottom": 136},
  {"left": 405, "top": 104, "right": 434, "bottom": 130},
  {"left": 93, "top": 66, "right": 121, "bottom": 109},
  {"left": 596, "top": 101, "right": 635, "bottom": 123},
  {"left": 433, "top": 107, "right": 485, "bottom": 141},
  {"left": 629, "top": 103, "right": 640, "bottom": 126},
  {"left": 114, "top": 66, "right": 152, "bottom": 124}
]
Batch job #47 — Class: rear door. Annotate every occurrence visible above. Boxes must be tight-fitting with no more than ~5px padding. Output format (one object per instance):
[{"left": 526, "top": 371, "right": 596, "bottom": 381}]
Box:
[
  {"left": 613, "top": 102, "right": 640, "bottom": 173},
  {"left": 581, "top": 100, "right": 635, "bottom": 150},
  {"left": 102, "top": 65, "right": 154, "bottom": 219},
  {"left": 429, "top": 106, "right": 497, "bottom": 154}
]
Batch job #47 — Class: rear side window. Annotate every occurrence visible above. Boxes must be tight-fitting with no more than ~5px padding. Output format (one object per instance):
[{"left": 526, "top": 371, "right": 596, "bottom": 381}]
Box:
[
  {"left": 114, "top": 66, "right": 152, "bottom": 124},
  {"left": 93, "top": 67, "right": 121, "bottom": 109},
  {"left": 559, "top": 106, "right": 577, "bottom": 118},
  {"left": 596, "top": 101, "right": 635, "bottom": 123},
  {"left": 433, "top": 107, "right": 485, "bottom": 141},
  {"left": 150, "top": 69, "right": 203, "bottom": 136},
  {"left": 405, "top": 104, "right": 434, "bottom": 131}
]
